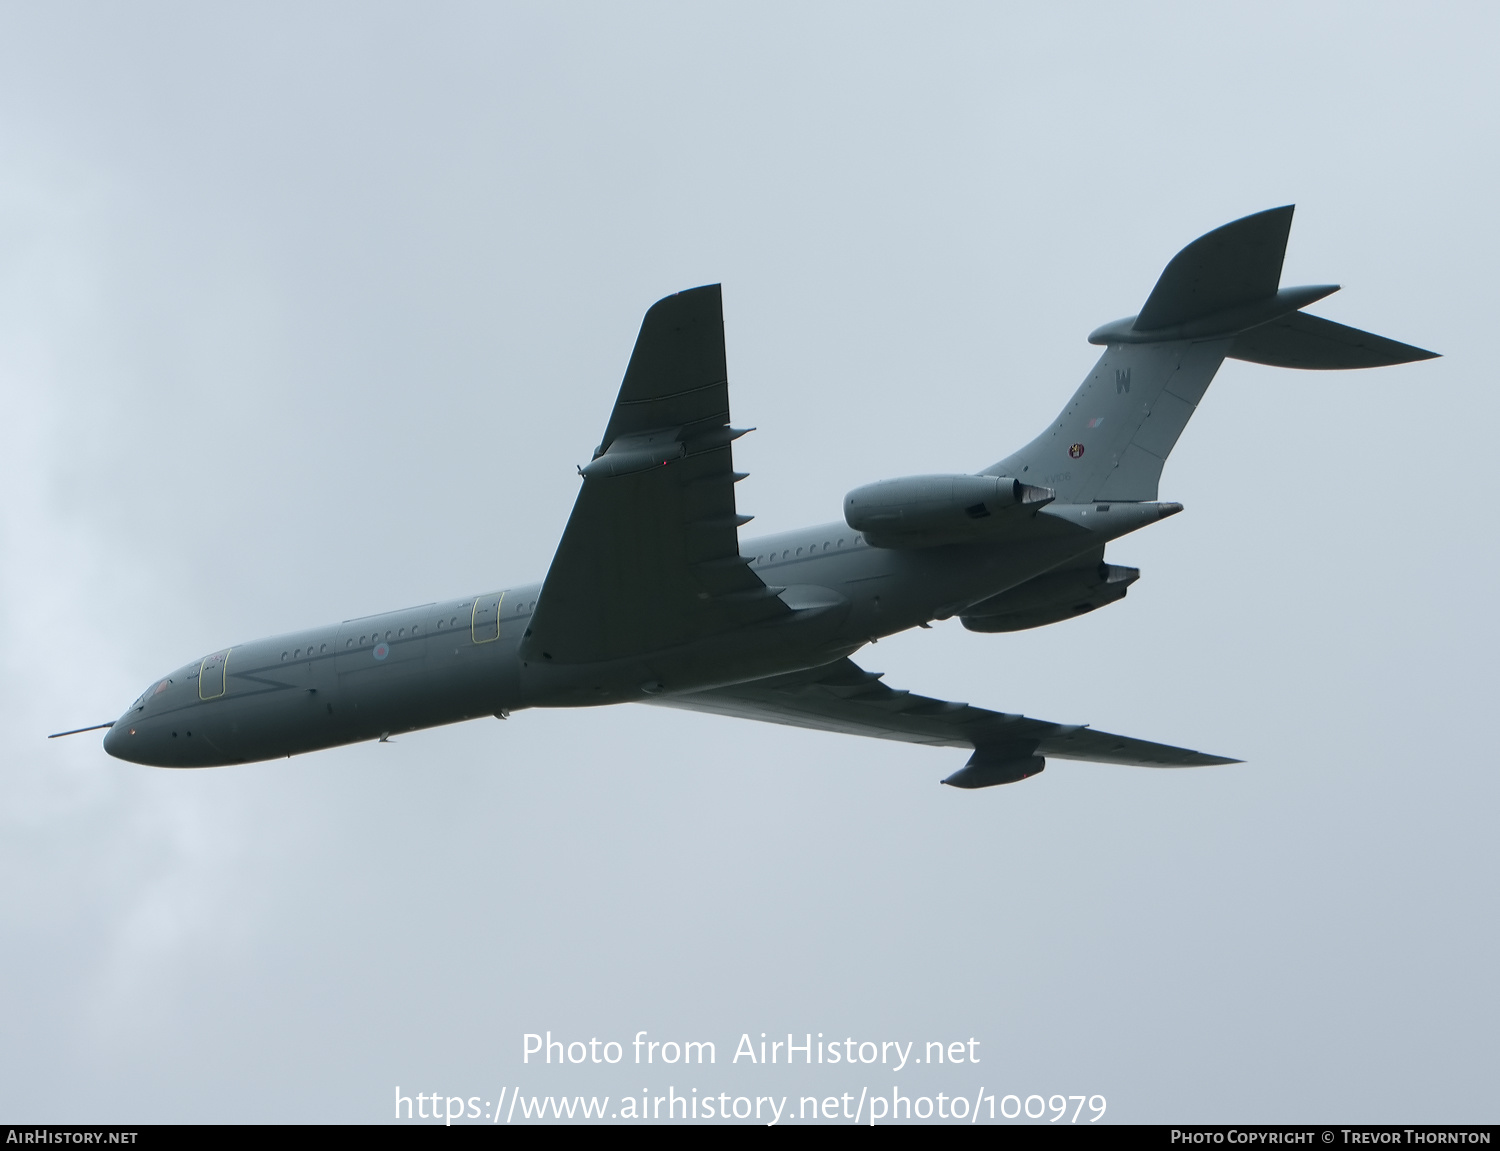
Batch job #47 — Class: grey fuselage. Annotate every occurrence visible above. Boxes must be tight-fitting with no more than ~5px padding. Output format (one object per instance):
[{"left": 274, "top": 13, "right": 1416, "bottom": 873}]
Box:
[
  {"left": 102, "top": 207, "right": 1435, "bottom": 772},
  {"left": 104, "top": 505, "right": 1144, "bottom": 768}
]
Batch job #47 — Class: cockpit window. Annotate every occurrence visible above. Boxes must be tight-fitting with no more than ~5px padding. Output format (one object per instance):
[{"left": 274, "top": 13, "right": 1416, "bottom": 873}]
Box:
[{"left": 133, "top": 679, "right": 170, "bottom": 711}]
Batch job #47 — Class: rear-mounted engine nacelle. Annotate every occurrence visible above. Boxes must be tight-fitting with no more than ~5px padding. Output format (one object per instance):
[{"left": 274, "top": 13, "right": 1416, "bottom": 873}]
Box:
[
  {"left": 960, "top": 561, "right": 1139, "bottom": 633},
  {"left": 843, "top": 474, "right": 1053, "bottom": 548}
]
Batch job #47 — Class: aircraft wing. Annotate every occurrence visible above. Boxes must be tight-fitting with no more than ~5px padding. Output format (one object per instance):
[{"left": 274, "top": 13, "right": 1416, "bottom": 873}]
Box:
[
  {"left": 648, "top": 658, "right": 1237, "bottom": 787},
  {"left": 523, "top": 285, "right": 789, "bottom": 665}
]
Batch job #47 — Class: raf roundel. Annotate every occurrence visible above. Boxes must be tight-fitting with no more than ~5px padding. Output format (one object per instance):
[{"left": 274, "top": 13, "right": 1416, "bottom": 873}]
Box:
[
  {"left": 373, "top": 642, "right": 390, "bottom": 661},
  {"left": 1069, "top": 442, "right": 1085, "bottom": 459}
]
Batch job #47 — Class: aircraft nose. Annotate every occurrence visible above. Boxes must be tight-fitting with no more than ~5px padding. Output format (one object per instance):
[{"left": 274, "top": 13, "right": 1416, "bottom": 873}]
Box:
[{"left": 102, "top": 719, "right": 141, "bottom": 763}]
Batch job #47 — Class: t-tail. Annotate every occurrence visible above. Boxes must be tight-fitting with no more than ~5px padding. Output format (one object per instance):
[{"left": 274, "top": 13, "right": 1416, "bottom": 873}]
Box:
[{"left": 985, "top": 205, "right": 1438, "bottom": 504}]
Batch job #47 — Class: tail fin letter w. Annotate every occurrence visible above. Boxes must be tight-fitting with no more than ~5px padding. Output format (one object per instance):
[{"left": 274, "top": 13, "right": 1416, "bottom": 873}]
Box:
[{"left": 1115, "top": 368, "right": 1131, "bottom": 394}]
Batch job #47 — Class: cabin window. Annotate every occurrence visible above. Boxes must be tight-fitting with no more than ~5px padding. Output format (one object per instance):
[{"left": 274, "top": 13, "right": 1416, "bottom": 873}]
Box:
[
  {"left": 320, "top": 644, "right": 327, "bottom": 653},
  {"left": 281, "top": 652, "right": 288, "bottom": 661}
]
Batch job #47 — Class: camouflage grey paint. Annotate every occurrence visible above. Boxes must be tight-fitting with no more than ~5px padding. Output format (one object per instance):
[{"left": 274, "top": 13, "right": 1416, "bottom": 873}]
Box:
[{"left": 101, "top": 207, "right": 1436, "bottom": 785}]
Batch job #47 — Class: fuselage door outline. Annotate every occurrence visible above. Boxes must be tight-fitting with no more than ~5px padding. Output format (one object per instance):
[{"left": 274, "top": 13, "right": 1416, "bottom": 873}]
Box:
[
  {"left": 472, "top": 593, "right": 503, "bottom": 644},
  {"left": 199, "top": 649, "right": 231, "bottom": 700}
]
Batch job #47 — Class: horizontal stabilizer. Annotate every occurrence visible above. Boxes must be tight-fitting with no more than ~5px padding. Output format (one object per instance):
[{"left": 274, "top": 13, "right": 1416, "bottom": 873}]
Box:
[
  {"left": 1228, "top": 311, "right": 1439, "bottom": 370},
  {"left": 1136, "top": 206, "right": 1294, "bottom": 331}
]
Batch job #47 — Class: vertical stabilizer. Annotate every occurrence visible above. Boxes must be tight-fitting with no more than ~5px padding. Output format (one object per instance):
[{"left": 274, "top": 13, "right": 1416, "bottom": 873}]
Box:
[
  {"left": 985, "top": 206, "right": 1436, "bottom": 503},
  {"left": 984, "top": 339, "right": 1228, "bottom": 503}
]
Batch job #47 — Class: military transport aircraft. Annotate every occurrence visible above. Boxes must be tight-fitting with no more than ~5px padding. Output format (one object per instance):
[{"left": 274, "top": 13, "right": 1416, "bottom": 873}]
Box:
[{"left": 60, "top": 206, "right": 1435, "bottom": 788}]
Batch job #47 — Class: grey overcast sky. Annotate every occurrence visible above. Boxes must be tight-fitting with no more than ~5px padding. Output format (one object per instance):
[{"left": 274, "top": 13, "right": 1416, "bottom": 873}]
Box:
[{"left": 2, "top": 1, "right": 1495, "bottom": 1124}]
